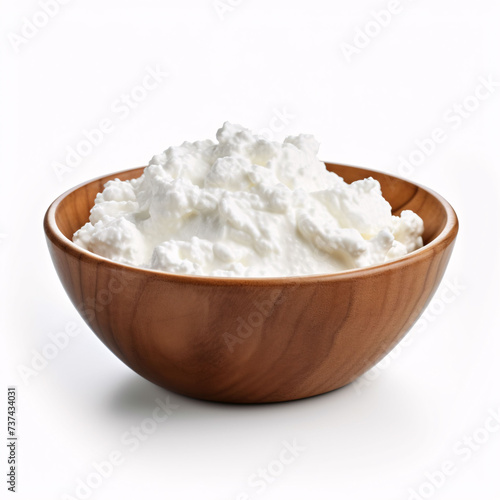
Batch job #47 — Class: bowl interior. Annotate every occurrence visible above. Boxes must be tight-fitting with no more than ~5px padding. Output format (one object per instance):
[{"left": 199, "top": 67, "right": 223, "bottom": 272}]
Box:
[{"left": 54, "top": 164, "right": 448, "bottom": 247}]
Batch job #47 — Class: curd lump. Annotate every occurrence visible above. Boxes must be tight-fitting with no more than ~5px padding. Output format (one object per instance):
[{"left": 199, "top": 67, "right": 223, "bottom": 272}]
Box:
[{"left": 73, "top": 122, "right": 424, "bottom": 277}]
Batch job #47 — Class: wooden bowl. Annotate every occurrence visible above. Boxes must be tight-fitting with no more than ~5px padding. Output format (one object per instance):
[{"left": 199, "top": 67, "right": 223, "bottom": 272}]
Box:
[{"left": 44, "top": 163, "right": 458, "bottom": 403}]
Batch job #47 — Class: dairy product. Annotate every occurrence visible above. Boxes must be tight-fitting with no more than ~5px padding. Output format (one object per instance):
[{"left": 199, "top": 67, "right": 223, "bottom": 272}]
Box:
[{"left": 73, "top": 122, "right": 424, "bottom": 277}]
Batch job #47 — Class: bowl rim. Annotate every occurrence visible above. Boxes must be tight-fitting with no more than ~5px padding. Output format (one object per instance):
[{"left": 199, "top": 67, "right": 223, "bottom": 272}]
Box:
[{"left": 44, "top": 162, "right": 459, "bottom": 285}]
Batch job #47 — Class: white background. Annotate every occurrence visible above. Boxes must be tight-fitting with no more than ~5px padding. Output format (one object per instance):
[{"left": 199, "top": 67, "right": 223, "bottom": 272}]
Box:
[{"left": 1, "top": 1, "right": 499, "bottom": 499}]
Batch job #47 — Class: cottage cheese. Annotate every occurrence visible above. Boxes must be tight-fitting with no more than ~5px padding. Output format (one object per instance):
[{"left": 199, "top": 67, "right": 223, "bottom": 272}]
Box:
[{"left": 73, "top": 122, "right": 424, "bottom": 277}]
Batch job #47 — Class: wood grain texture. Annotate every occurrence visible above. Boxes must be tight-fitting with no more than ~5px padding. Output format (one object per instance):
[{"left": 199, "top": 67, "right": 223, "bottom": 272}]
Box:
[{"left": 44, "top": 163, "right": 459, "bottom": 403}]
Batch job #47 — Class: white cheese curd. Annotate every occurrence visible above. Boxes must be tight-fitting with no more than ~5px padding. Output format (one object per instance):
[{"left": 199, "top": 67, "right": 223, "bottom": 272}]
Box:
[{"left": 73, "top": 122, "right": 424, "bottom": 277}]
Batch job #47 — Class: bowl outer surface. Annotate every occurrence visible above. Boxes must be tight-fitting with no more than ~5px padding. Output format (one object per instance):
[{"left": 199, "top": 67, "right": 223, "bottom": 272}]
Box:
[{"left": 44, "top": 163, "right": 458, "bottom": 403}]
